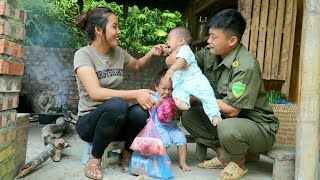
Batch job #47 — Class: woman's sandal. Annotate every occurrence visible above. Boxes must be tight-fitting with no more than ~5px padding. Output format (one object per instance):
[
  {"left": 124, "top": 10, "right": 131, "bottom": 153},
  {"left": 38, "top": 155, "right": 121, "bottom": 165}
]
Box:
[
  {"left": 84, "top": 161, "right": 103, "bottom": 180},
  {"left": 219, "top": 162, "right": 248, "bottom": 180},
  {"left": 120, "top": 156, "right": 131, "bottom": 173},
  {"left": 197, "top": 157, "right": 225, "bottom": 169}
]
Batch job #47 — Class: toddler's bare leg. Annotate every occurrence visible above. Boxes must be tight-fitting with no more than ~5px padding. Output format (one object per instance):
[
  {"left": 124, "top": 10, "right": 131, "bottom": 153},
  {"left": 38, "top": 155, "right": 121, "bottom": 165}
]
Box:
[
  {"left": 178, "top": 145, "right": 191, "bottom": 171},
  {"left": 174, "top": 98, "right": 189, "bottom": 111}
]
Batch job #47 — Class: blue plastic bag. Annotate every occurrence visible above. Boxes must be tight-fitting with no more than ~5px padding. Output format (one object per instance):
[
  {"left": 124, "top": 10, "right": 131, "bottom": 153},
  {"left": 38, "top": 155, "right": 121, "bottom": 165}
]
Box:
[{"left": 128, "top": 151, "right": 175, "bottom": 179}]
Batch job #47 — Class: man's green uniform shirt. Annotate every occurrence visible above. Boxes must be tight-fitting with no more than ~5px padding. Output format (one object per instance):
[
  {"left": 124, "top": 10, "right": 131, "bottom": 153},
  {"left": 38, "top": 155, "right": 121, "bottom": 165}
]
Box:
[{"left": 195, "top": 44, "right": 279, "bottom": 135}]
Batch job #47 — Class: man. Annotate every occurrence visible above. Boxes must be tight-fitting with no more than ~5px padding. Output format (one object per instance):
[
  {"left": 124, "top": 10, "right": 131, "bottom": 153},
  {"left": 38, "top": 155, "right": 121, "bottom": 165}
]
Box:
[{"left": 167, "top": 9, "right": 278, "bottom": 179}]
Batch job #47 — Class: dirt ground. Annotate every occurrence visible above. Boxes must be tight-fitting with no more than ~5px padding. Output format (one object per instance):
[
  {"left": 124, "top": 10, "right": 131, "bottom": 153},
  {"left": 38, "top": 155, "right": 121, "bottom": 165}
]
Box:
[{"left": 14, "top": 121, "right": 274, "bottom": 180}]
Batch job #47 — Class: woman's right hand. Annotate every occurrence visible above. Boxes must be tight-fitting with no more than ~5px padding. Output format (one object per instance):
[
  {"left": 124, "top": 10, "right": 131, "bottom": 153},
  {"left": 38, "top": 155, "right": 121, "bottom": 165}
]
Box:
[{"left": 136, "top": 89, "right": 156, "bottom": 110}]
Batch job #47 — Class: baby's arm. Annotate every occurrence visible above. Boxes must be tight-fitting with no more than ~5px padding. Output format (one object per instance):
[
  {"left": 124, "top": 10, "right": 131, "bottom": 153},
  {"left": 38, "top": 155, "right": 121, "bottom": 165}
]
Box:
[
  {"left": 165, "top": 57, "right": 186, "bottom": 81},
  {"left": 155, "top": 94, "right": 168, "bottom": 106}
]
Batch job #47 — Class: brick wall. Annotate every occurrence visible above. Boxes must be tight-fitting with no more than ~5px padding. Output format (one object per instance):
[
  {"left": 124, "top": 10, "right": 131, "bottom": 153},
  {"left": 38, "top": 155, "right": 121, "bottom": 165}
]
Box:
[
  {"left": 0, "top": 0, "right": 28, "bottom": 180},
  {"left": 21, "top": 46, "right": 78, "bottom": 112},
  {"left": 21, "top": 47, "right": 167, "bottom": 113}
]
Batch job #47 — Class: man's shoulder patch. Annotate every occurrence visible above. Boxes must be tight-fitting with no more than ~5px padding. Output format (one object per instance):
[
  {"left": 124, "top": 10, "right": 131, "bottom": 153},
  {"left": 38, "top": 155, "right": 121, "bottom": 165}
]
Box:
[
  {"left": 232, "top": 82, "right": 246, "bottom": 98},
  {"left": 232, "top": 60, "right": 239, "bottom": 68}
]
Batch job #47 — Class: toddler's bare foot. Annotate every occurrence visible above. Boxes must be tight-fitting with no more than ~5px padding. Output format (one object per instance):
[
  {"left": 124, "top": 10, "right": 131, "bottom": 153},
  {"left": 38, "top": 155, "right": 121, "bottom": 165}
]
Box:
[
  {"left": 180, "top": 163, "right": 191, "bottom": 172},
  {"left": 174, "top": 98, "right": 189, "bottom": 110}
]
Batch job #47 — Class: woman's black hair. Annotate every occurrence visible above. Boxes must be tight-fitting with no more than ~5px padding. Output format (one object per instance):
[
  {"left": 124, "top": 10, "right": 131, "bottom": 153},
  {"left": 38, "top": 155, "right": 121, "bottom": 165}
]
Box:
[
  {"left": 76, "top": 7, "right": 115, "bottom": 41},
  {"left": 154, "top": 68, "right": 168, "bottom": 85},
  {"left": 208, "top": 8, "right": 246, "bottom": 41}
]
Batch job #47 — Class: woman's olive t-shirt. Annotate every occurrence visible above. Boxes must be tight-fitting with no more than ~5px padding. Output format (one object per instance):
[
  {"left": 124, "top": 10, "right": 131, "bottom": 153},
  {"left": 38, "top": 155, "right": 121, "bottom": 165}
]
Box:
[{"left": 74, "top": 45, "right": 131, "bottom": 116}]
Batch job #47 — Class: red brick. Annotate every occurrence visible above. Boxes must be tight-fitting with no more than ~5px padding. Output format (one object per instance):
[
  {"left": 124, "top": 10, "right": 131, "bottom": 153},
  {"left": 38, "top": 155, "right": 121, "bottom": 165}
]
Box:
[
  {"left": 0, "top": 59, "right": 24, "bottom": 75},
  {"left": 14, "top": 7, "right": 19, "bottom": 19},
  {"left": 0, "top": 39, "right": 24, "bottom": 58},
  {"left": 0, "top": 20, "right": 25, "bottom": 40},
  {"left": 22, "top": 11, "right": 27, "bottom": 24},
  {"left": 18, "top": 27, "right": 25, "bottom": 40},
  {"left": 0, "top": 2, "right": 9, "bottom": 16},
  {"left": 0, "top": 2, "right": 26, "bottom": 23},
  {"left": 0, "top": 113, "right": 7, "bottom": 128},
  {"left": 0, "top": 20, "right": 10, "bottom": 35},
  {"left": 0, "top": 0, "right": 16, "bottom": 7},
  {"left": 19, "top": 44, "right": 24, "bottom": 58}
]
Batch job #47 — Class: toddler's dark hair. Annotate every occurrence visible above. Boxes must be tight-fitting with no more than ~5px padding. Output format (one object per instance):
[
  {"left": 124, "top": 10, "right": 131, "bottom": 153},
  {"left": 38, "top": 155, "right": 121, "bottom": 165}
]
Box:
[
  {"left": 154, "top": 68, "right": 168, "bottom": 85},
  {"left": 170, "top": 26, "right": 192, "bottom": 45}
]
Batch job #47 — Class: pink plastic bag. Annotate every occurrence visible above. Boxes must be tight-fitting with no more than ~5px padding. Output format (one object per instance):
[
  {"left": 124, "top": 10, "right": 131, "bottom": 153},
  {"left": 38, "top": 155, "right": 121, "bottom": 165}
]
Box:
[
  {"left": 130, "top": 109, "right": 166, "bottom": 156},
  {"left": 157, "top": 97, "right": 177, "bottom": 126}
]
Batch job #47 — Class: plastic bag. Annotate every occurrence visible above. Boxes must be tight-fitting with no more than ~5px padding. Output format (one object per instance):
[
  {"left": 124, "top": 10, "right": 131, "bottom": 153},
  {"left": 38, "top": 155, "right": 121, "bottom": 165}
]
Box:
[
  {"left": 128, "top": 151, "right": 175, "bottom": 179},
  {"left": 130, "top": 108, "right": 166, "bottom": 156},
  {"left": 157, "top": 97, "right": 177, "bottom": 126}
]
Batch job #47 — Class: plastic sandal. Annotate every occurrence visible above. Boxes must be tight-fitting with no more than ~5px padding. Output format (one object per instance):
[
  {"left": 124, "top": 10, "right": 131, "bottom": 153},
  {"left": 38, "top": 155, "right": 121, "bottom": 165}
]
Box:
[
  {"left": 219, "top": 162, "right": 248, "bottom": 180},
  {"left": 197, "top": 157, "right": 225, "bottom": 169},
  {"left": 84, "top": 162, "right": 103, "bottom": 180}
]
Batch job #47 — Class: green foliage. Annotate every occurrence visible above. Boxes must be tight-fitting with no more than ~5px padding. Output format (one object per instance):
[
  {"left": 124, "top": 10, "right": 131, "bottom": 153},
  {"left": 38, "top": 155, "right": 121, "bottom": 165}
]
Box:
[
  {"left": 17, "top": 0, "right": 82, "bottom": 48},
  {"left": 17, "top": 0, "right": 187, "bottom": 52},
  {"left": 267, "top": 90, "right": 287, "bottom": 104}
]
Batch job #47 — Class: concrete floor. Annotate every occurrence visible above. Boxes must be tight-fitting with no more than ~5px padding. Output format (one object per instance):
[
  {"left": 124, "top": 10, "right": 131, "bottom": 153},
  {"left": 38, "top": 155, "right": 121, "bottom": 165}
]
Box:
[{"left": 14, "top": 122, "right": 274, "bottom": 180}]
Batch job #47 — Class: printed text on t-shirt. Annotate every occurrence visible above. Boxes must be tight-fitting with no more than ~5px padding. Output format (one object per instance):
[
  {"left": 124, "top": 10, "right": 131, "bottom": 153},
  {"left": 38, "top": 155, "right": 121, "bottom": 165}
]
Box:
[{"left": 96, "top": 69, "right": 123, "bottom": 79}]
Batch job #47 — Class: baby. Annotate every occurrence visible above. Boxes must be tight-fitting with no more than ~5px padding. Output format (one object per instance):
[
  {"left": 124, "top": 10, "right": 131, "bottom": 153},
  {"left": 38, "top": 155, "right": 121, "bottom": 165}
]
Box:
[
  {"left": 163, "top": 26, "right": 222, "bottom": 126},
  {"left": 151, "top": 68, "right": 191, "bottom": 172}
]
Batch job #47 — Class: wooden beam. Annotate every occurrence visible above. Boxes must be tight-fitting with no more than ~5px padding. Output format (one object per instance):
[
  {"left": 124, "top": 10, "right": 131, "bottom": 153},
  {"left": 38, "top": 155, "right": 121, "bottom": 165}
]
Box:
[
  {"left": 263, "top": 0, "right": 277, "bottom": 80},
  {"left": 288, "top": 0, "right": 303, "bottom": 102},
  {"left": 281, "top": 0, "right": 296, "bottom": 96},
  {"left": 295, "top": 0, "right": 320, "bottom": 179},
  {"left": 256, "top": 0, "right": 269, "bottom": 72},
  {"left": 249, "top": 0, "right": 261, "bottom": 58},
  {"left": 194, "top": 0, "right": 218, "bottom": 15}
]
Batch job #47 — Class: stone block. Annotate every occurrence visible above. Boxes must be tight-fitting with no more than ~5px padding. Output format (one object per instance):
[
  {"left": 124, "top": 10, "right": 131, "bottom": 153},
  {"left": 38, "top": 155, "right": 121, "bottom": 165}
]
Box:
[
  {"left": 0, "top": 142, "right": 14, "bottom": 163},
  {"left": 0, "top": 109, "right": 17, "bottom": 152},
  {"left": 264, "top": 145, "right": 295, "bottom": 180},
  {"left": 0, "top": 155, "right": 14, "bottom": 180},
  {"left": 13, "top": 113, "right": 29, "bottom": 176}
]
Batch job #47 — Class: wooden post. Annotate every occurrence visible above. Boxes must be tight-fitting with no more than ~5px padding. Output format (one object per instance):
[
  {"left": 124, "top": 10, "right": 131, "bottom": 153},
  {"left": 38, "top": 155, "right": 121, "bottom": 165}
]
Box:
[{"left": 295, "top": 0, "right": 320, "bottom": 179}]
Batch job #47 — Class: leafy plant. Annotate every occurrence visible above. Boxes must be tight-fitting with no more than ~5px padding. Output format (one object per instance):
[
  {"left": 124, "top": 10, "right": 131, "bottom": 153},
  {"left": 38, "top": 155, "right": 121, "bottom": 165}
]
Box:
[
  {"left": 17, "top": 0, "right": 82, "bottom": 48},
  {"left": 17, "top": 0, "right": 187, "bottom": 53},
  {"left": 267, "top": 90, "right": 290, "bottom": 104}
]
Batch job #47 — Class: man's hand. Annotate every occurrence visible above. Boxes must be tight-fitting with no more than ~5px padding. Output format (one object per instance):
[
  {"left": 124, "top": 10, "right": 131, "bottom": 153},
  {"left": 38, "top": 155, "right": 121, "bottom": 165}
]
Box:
[{"left": 165, "top": 50, "right": 178, "bottom": 68}]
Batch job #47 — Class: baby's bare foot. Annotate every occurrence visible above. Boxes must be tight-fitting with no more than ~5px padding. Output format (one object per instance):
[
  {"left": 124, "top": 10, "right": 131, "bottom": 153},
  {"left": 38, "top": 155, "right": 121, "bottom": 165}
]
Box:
[
  {"left": 212, "top": 116, "right": 222, "bottom": 126},
  {"left": 180, "top": 163, "right": 191, "bottom": 172},
  {"left": 174, "top": 98, "right": 189, "bottom": 110}
]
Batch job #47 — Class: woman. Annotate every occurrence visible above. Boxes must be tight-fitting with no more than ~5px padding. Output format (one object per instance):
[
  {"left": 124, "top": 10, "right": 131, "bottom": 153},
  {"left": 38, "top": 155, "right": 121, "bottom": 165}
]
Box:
[{"left": 74, "top": 7, "right": 163, "bottom": 179}]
